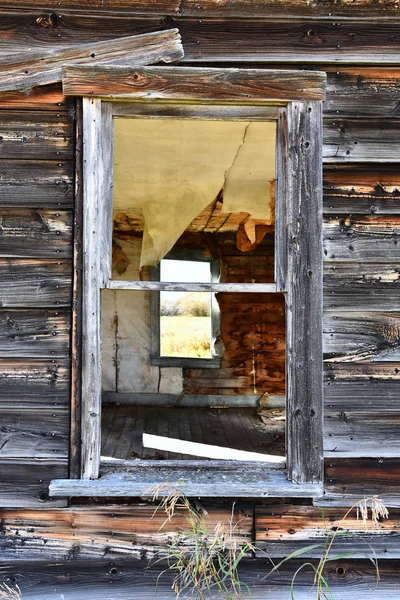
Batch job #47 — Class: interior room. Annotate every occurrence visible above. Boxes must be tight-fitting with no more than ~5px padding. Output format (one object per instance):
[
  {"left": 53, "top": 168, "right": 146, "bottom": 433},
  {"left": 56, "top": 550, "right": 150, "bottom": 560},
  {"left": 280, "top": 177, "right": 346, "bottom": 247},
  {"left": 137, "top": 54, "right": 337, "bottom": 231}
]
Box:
[{"left": 100, "top": 116, "right": 286, "bottom": 464}]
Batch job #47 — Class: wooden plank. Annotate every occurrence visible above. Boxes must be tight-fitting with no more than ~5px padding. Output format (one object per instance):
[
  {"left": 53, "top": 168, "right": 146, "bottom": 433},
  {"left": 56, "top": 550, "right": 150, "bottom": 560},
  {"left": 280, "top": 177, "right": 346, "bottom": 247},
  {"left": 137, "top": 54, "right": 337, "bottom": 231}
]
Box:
[
  {"left": 0, "top": 161, "right": 73, "bottom": 208},
  {"left": 325, "top": 67, "right": 400, "bottom": 118},
  {"left": 0, "top": 459, "right": 67, "bottom": 507},
  {"left": 324, "top": 312, "right": 400, "bottom": 361},
  {"left": 0, "top": 408, "right": 69, "bottom": 459},
  {"left": 112, "top": 102, "right": 279, "bottom": 120},
  {"left": 81, "top": 97, "right": 102, "bottom": 479},
  {"left": 0, "top": 83, "right": 69, "bottom": 111},
  {"left": 324, "top": 263, "right": 400, "bottom": 312},
  {"left": 107, "top": 281, "right": 278, "bottom": 292},
  {"left": 142, "top": 432, "right": 286, "bottom": 464},
  {"left": 4, "top": 14, "right": 400, "bottom": 67},
  {"left": 1, "top": 559, "right": 400, "bottom": 600},
  {"left": 0, "top": 309, "right": 70, "bottom": 358},
  {"left": 50, "top": 467, "right": 322, "bottom": 498},
  {"left": 323, "top": 215, "right": 400, "bottom": 263},
  {"left": 275, "top": 106, "right": 287, "bottom": 291},
  {"left": 0, "top": 111, "right": 73, "bottom": 160},
  {"left": 0, "top": 359, "right": 70, "bottom": 409},
  {"left": 323, "top": 165, "right": 400, "bottom": 215},
  {"left": 320, "top": 458, "right": 400, "bottom": 507},
  {"left": 0, "top": 1, "right": 399, "bottom": 18},
  {"left": 255, "top": 504, "right": 400, "bottom": 558},
  {"left": 3, "top": 167, "right": 68, "bottom": 221},
  {"left": 175, "top": 20, "right": 400, "bottom": 65},
  {"left": 323, "top": 119, "right": 400, "bottom": 163},
  {"left": 324, "top": 410, "right": 400, "bottom": 457},
  {"left": 285, "top": 102, "right": 323, "bottom": 485},
  {"left": 0, "top": 504, "right": 252, "bottom": 562},
  {"left": 0, "top": 29, "right": 183, "bottom": 92},
  {"left": 62, "top": 66, "right": 327, "bottom": 101},
  {"left": 70, "top": 97, "right": 83, "bottom": 479},
  {"left": 150, "top": 356, "right": 221, "bottom": 368},
  {"left": 0, "top": 259, "right": 72, "bottom": 307},
  {"left": 103, "top": 392, "right": 285, "bottom": 407},
  {"left": 0, "top": 209, "right": 72, "bottom": 258},
  {"left": 100, "top": 103, "right": 113, "bottom": 285}
]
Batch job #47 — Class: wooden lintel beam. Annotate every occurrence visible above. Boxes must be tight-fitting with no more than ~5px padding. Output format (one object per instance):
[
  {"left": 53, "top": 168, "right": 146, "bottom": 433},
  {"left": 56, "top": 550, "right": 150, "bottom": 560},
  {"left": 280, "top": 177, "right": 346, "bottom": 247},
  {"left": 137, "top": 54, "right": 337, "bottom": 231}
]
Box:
[
  {"left": 62, "top": 66, "right": 326, "bottom": 102},
  {"left": 0, "top": 29, "right": 183, "bottom": 93}
]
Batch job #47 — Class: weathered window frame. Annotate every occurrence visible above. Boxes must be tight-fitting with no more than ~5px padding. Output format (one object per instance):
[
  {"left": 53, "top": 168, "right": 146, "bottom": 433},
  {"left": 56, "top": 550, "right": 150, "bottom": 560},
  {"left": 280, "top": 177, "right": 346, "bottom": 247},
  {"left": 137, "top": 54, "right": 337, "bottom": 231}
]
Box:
[
  {"left": 52, "top": 66, "right": 326, "bottom": 497},
  {"left": 150, "top": 252, "right": 222, "bottom": 368}
]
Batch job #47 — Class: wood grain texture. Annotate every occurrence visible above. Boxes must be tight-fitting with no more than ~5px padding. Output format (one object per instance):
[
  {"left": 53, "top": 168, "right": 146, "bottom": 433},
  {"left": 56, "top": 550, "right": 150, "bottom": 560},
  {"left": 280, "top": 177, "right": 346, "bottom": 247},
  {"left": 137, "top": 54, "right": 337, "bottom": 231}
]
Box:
[
  {"left": 4, "top": 15, "right": 400, "bottom": 65},
  {"left": 0, "top": 209, "right": 72, "bottom": 258},
  {"left": 0, "top": 504, "right": 252, "bottom": 562},
  {"left": 50, "top": 467, "right": 322, "bottom": 498},
  {"left": 323, "top": 215, "right": 400, "bottom": 263},
  {"left": 0, "top": 111, "right": 72, "bottom": 160},
  {"left": 0, "top": 83, "right": 69, "bottom": 111},
  {"left": 0, "top": 408, "right": 69, "bottom": 459},
  {"left": 324, "top": 263, "right": 400, "bottom": 312},
  {"left": 285, "top": 102, "right": 323, "bottom": 485},
  {"left": 0, "top": 309, "right": 70, "bottom": 358},
  {"left": 323, "top": 165, "right": 400, "bottom": 215},
  {"left": 0, "top": 29, "right": 183, "bottom": 92},
  {"left": 0, "top": 1, "right": 399, "bottom": 18},
  {"left": 0, "top": 161, "right": 73, "bottom": 208},
  {"left": 3, "top": 558, "right": 400, "bottom": 600},
  {"left": 63, "top": 66, "right": 326, "bottom": 101},
  {"left": 0, "top": 259, "right": 72, "bottom": 307},
  {"left": 324, "top": 312, "right": 400, "bottom": 361},
  {"left": 0, "top": 359, "right": 70, "bottom": 409},
  {"left": 0, "top": 459, "right": 67, "bottom": 507},
  {"left": 81, "top": 97, "right": 102, "bottom": 479},
  {"left": 255, "top": 504, "right": 400, "bottom": 558},
  {"left": 321, "top": 458, "right": 400, "bottom": 507},
  {"left": 323, "top": 119, "right": 400, "bottom": 163}
]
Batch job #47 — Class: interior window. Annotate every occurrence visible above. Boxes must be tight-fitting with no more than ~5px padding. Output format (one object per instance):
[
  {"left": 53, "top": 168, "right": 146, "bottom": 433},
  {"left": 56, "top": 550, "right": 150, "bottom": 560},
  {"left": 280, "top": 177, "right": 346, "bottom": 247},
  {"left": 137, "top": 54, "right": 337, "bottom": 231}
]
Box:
[{"left": 160, "top": 259, "right": 213, "bottom": 359}]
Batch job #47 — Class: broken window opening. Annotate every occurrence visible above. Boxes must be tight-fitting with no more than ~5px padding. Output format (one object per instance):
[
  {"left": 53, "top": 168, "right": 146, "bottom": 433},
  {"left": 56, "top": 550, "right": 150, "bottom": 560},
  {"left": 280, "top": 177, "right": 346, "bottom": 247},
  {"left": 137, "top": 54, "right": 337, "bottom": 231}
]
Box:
[{"left": 101, "top": 114, "right": 286, "bottom": 466}]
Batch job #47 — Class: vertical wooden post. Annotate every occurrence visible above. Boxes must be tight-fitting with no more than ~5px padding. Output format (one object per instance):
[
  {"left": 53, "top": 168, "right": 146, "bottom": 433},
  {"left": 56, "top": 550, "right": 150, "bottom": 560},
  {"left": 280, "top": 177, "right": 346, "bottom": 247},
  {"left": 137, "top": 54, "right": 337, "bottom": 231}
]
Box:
[
  {"left": 284, "top": 101, "right": 324, "bottom": 485},
  {"left": 81, "top": 97, "right": 103, "bottom": 479}
]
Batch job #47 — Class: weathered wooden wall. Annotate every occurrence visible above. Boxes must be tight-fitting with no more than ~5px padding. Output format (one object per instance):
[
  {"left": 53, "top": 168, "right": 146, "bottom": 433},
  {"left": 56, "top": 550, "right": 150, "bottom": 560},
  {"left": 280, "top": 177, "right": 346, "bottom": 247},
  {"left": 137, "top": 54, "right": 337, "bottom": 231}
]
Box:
[
  {"left": 0, "top": 85, "right": 73, "bottom": 507},
  {"left": 0, "top": 10, "right": 399, "bottom": 598}
]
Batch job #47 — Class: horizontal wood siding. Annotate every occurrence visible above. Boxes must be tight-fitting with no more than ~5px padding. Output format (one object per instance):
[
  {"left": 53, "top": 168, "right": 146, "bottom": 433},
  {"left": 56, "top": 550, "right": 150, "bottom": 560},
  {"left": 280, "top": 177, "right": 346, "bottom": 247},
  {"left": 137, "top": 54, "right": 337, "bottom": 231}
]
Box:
[
  {"left": 323, "top": 162, "right": 400, "bottom": 466},
  {"left": 0, "top": 87, "right": 71, "bottom": 506}
]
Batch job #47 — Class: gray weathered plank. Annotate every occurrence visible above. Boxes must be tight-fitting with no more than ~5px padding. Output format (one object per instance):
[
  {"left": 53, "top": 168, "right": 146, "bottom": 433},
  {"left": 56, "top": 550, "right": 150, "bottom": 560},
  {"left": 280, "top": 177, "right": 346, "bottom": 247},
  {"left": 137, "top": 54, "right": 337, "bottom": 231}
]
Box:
[
  {"left": 103, "top": 392, "right": 285, "bottom": 407},
  {"left": 323, "top": 119, "right": 400, "bottom": 163},
  {"left": 0, "top": 160, "right": 73, "bottom": 208},
  {"left": 324, "top": 313, "right": 400, "bottom": 361},
  {"left": 0, "top": 29, "right": 183, "bottom": 92},
  {"left": 81, "top": 97, "right": 102, "bottom": 479},
  {"left": 112, "top": 102, "right": 279, "bottom": 120},
  {"left": 0, "top": 459, "right": 67, "bottom": 507},
  {"left": 0, "top": 111, "right": 73, "bottom": 160},
  {"left": 0, "top": 259, "right": 72, "bottom": 307},
  {"left": 323, "top": 165, "right": 400, "bottom": 215},
  {"left": 0, "top": 309, "right": 70, "bottom": 358},
  {"left": 3, "top": 559, "right": 400, "bottom": 600},
  {"left": 285, "top": 102, "right": 324, "bottom": 485},
  {"left": 274, "top": 106, "right": 287, "bottom": 292},
  {"left": 107, "top": 281, "right": 277, "bottom": 292},
  {"left": 50, "top": 467, "right": 321, "bottom": 498},
  {"left": 0, "top": 408, "right": 69, "bottom": 459},
  {"left": 63, "top": 66, "right": 326, "bottom": 101},
  {"left": 0, "top": 359, "right": 70, "bottom": 408},
  {"left": 0, "top": 209, "right": 72, "bottom": 258},
  {"left": 323, "top": 263, "right": 400, "bottom": 312},
  {"left": 323, "top": 215, "right": 400, "bottom": 263}
]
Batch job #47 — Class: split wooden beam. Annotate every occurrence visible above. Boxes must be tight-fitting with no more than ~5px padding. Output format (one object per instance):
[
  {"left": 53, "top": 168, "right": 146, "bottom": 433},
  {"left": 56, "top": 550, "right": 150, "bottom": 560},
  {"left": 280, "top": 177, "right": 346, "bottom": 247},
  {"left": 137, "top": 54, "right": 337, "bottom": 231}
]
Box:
[
  {"left": 0, "top": 29, "right": 183, "bottom": 93},
  {"left": 62, "top": 66, "right": 326, "bottom": 102}
]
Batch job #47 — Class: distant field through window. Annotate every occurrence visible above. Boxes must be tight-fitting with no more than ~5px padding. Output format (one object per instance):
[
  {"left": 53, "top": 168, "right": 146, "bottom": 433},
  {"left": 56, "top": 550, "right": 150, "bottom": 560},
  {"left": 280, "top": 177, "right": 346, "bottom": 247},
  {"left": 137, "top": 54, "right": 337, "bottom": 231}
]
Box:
[{"left": 160, "top": 259, "right": 212, "bottom": 358}]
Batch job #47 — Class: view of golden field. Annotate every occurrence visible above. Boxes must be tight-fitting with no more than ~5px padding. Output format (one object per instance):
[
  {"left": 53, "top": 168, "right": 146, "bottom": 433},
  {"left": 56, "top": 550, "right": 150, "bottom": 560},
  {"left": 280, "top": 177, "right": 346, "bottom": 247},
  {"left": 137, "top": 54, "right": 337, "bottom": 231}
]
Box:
[{"left": 160, "top": 316, "right": 211, "bottom": 358}]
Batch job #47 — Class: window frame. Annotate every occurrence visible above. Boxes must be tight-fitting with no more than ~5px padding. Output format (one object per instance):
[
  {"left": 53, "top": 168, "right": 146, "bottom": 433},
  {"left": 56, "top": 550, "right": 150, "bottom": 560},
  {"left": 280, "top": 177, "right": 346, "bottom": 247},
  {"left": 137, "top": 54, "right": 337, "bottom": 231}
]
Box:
[
  {"left": 58, "top": 65, "right": 325, "bottom": 496},
  {"left": 150, "top": 251, "right": 222, "bottom": 368}
]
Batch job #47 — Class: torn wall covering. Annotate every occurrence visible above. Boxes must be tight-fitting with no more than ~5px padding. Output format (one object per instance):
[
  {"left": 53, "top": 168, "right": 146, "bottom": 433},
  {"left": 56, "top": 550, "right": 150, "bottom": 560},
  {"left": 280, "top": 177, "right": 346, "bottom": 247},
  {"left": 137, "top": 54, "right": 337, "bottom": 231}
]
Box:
[{"left": 113, "top": 119, "right": 276, "bottom": 268}]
